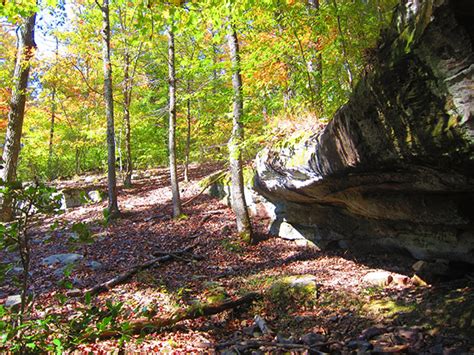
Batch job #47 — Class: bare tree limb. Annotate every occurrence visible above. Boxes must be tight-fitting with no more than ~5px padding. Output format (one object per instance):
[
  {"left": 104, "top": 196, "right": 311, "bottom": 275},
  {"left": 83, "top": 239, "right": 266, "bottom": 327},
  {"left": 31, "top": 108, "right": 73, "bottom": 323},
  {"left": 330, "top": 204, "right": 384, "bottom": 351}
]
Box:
[
  {"left": 67, "top": 244, "right": 198, "bottom": 297},
  {"left": 84, "top": 292, "right": 261, "bottom": 340},
  {"left": 182, "top": 170, "right": 227, "bottom": 207}
]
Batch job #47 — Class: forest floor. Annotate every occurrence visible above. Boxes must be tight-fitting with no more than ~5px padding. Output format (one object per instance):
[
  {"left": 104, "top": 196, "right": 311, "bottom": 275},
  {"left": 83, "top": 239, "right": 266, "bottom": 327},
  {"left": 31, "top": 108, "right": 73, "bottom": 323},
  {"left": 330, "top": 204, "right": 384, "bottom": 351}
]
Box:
[{"left": 1, "top": 163, "right": 473, "bottom": 353}]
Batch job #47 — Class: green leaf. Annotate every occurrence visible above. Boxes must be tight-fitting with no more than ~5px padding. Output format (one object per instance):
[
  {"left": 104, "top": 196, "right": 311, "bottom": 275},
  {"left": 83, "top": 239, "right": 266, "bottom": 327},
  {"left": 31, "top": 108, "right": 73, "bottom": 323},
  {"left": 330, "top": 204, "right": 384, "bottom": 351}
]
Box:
[{"left": 85, "top": 292, "right": 92, "bottom": 305}]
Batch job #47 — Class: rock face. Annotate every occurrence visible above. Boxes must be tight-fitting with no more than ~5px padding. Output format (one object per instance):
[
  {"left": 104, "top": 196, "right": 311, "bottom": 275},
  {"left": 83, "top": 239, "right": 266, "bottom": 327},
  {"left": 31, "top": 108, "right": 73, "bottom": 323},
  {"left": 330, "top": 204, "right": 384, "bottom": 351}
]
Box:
[{"left": 255, "top": 0, "right": 474, "bottom": 263}]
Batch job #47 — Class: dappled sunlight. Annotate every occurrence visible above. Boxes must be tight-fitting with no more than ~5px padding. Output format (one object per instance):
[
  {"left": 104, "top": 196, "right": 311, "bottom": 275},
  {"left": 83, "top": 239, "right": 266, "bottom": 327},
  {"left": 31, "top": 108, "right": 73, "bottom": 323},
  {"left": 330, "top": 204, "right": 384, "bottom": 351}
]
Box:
[{"left": 1, "top": 164, "right": 472, "bottom": 353}]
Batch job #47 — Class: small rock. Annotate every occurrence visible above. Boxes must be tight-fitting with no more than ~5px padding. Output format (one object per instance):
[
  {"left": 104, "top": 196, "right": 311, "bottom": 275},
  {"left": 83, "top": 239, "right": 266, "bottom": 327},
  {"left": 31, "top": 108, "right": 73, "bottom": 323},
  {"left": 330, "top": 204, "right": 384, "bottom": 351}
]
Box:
[
  {"left": 72, "top": 277, "right": 83, "bottom": 287},
  {"left": 329, "top": 342, "right": 343, "bottom": 352},
  {"left": 93, "top": 231, "right": 108, "bottom": 242},
  {"left": 294, "top": 239, "right": 321, "bottom": 250},
  {"left": 83, "top": 176, "right": 95, "bottom": 183},
  {"left": 373, "top": 344, "right": 409, "bottom": 353},
  {"left": 392, "top": 274, "right": 410, "bottom": 286},
  {"left": 359, "top": 326, "right": 386, "bottom": 340},
  {"left": 275, "top": 333, "right": 292, "bottom": 344},
  {"left": 8, "top": 267, "right": 24, "bottom": 275},
  {"left": 412, "top": 260, "right": 426, "bottom": 272},
  {"left": 347, "top": 340, "right": 373, "bottom": 352},
  {"left": 87, "top": 261, "right": 103, "bottom": 270},
  {"left": 278, "top": 221, "right": 306, "bottom": 240},
  {"left": 87, "top": 190, "right": 103, "bottom": 203},
  {"left": 397, "top": 329, "right": 419, "bottom": 341},
  {"left": 362, "top": 271, "right": 393, "bottom": 286},
  {"left": 287, "top": 275, "right": 317, "bottom": 288},
  {"left": 53, "top": 266, "right": 68, "bottom": 278},
  {"left": 5, "top": 295, "right": 21, "bottom": 308},
  {"left": 412, "top": 259, "right": 449, "bottom": 281},
  {"left": 301, "top": 332, "right": 326, "bottom": 346},
  {"left": 42, "top": 253, "right": 83, "bottom": 266},
  {"left": 294, "top": 315, "right": 306, "bottom": 323},
  {"left": 243, "top": 325, "right": 256, "bottom": 336}
]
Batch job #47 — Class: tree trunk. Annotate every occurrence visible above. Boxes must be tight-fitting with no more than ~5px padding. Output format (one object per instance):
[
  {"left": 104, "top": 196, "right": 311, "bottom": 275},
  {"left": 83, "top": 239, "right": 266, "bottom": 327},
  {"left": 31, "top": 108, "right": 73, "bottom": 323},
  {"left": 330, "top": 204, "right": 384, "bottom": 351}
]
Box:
[
  {"left": 123, "top": 51, "right": 133, "bottom": 187},
  {"left": 47, "top": 37, "right": 59, "bottom": 180},
  {"left": 332, "top": 0, "right": 354, "bottom": 89},
  {"left": 47, "top": 88, "right": 56, "bottom": 177},
  {"left": 0, "top": 14, "right": 36, "bottom": 222},
  {"left": 168, "top": 26, "right": 182, "bottom": 218},
  {"left": 99, "top": 0, "right": 120, "bottom": 217},
  {"left": 307, "top": 0, "right": 323, "bottom": 110},
  {"left": 294, "top": 30, "right": 317, "bottom": 108},
  {"left": 184, "top": 80, "right": 191, "bottom": 182},
  {"left": 75, "top": 148, "right": 80, "bottom": 175},
  {"left": 226, "top": 24, "right": 253, "bottom": 243}
]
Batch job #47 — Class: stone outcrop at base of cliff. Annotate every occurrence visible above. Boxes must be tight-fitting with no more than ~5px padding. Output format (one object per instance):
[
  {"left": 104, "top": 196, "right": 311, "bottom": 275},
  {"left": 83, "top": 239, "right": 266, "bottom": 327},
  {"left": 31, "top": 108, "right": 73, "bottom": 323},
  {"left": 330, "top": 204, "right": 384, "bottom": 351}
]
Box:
[{"left": 255, "top": 0, "right": 474, "bottom": 263}]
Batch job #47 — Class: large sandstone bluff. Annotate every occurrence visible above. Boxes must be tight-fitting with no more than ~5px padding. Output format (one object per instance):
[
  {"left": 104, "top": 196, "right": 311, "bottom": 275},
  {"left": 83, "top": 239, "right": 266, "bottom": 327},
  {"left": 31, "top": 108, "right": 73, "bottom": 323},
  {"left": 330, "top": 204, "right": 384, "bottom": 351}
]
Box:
[{"left": 255, "top": 0, "right": 474, "bottom": 263}]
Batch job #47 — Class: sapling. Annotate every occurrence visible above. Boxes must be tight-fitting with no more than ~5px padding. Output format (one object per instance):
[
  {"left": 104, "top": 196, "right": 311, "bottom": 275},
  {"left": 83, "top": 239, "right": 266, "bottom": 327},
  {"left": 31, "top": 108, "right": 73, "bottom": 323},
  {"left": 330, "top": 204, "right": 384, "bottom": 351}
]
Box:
[{"left": 0, "top": 177, "right": 63, "bottom": 344}]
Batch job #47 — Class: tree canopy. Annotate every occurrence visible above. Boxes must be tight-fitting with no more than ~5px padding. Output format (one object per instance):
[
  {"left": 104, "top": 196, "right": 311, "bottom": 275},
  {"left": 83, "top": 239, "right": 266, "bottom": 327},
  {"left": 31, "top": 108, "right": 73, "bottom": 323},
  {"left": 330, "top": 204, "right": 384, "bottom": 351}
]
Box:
[{"left": 0, "top": 0, "right": 396, "bottom": 181}]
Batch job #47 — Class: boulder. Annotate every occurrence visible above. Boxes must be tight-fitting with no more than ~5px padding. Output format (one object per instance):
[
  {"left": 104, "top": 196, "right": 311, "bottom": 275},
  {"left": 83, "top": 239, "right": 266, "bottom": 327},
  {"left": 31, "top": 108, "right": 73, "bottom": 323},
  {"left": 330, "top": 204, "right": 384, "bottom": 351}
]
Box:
[
  {"left": 255, "top": 0, "right": 474, "bottom": 263},
  {"left": 61, "top": 188, "right": 106, "bottom": 209}
]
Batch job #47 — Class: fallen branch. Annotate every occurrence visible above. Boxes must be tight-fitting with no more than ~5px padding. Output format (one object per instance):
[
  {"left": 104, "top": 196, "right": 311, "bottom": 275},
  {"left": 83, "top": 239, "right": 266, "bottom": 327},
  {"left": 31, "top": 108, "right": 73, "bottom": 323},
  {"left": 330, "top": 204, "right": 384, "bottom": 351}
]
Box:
[
  {"left": 86, "top": 292, "right": 261, "bottom": 339},
  {"left": 189, "top": 212, "right": 221, "bottom": 239},
  {"left": 152, "top": 249, "right": 204, "bottom": 261},
  {"left": 67, "top": 245, "right": 197, "bottom": 297},
  {"left": 216, "top": 339, "right": 309, "bottom": 351},
  {"left": 143, "top": 214, "right": 168, "bottom": 222},
  {"left": 182, "top": 170, "right": 227, "bottom": 207}
]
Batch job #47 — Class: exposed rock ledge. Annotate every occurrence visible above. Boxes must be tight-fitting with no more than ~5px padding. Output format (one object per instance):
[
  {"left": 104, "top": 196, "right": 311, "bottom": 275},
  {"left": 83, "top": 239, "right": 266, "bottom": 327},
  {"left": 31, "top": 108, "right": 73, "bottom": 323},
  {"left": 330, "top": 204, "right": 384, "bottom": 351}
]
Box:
[{"left": 255, "top": 0, "right": 474, "bottom": 263}]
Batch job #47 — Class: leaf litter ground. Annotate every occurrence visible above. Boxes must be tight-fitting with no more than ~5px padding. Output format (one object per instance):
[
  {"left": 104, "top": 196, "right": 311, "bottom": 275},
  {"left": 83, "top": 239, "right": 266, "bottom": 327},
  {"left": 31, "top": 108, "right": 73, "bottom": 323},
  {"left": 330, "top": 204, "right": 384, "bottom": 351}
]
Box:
[{"left": 1, "top": 164, "right": 473, "bottom": 353}]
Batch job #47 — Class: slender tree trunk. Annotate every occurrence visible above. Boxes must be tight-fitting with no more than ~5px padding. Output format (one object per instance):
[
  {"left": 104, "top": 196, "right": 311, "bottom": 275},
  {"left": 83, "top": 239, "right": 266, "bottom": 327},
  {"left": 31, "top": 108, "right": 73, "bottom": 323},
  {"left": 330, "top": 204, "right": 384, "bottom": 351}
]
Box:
[
  {"left": 168, "top": 26, "right": 182, "bottom": 218},
  {"left": 75, "top": 148, "right": 80, "bottom": 175},
  {"left": 375, "top": 0, "right": 384, "bottom": 23},
  {"left": 47, "top": 88, "right": 56, "bottom": 176},
  {"left": 123, "top": 51, "right": 133, "bottom": 187},
  {"left": 294, "top": 30, "right": 316, "bottom": 108},
  {"left": 226, "top": 24, "right": 253, "bottom": 243},
  {"left": 332, "top": 0, "right": 354, "bottom": 89},
  {"left": 0, "top": 14, "right": 36, "bottom": 222},
  {"left": 47, "top": 37, "right": 59, "bottom": 179},
  {"left": 184, "top": 80, "right": 191, "bottom": 182},
  {"left": 307, "top": 0, "right": 323, "bottom": 110},
  {"left": 99, "top": 0, "right": 120, "bottom": 217}
]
